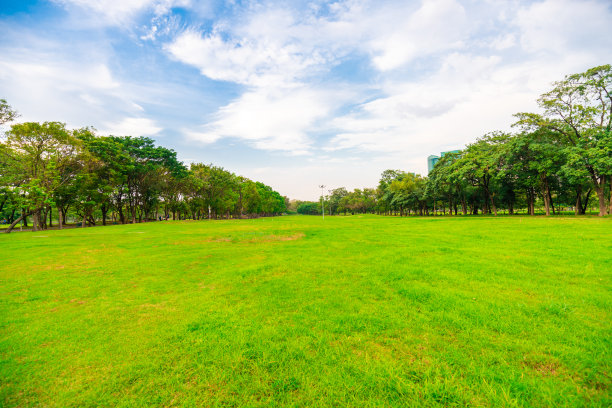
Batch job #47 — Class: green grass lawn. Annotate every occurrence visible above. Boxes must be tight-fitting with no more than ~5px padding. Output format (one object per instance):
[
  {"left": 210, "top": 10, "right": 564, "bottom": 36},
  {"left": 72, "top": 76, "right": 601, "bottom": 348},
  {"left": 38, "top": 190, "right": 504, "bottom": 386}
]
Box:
[{"left": 1, "top": 215, "right": 610, "bottom": 407}]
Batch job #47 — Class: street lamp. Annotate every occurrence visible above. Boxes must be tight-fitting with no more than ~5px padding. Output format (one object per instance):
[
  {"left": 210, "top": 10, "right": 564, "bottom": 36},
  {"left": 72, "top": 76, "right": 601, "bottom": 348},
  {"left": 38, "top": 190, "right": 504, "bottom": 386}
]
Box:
[{"left": 319, "top": 185, "right": 326, "bottom": 220}]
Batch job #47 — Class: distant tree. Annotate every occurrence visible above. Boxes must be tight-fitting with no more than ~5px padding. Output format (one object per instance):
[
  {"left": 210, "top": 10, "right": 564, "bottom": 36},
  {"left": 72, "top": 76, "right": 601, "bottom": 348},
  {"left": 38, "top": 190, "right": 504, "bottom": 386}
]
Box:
[
  {"left": 377, "top": 170, "right": 406, "bottom": 215},
  {"left": 328, "top": 187, "right": 348, "bottom": 215},
  {"left": 241, "top": 180, "right": 261, "bottom": 216},
  {"left": 297, "top": 201, "right": 319, "bottom": 215}
]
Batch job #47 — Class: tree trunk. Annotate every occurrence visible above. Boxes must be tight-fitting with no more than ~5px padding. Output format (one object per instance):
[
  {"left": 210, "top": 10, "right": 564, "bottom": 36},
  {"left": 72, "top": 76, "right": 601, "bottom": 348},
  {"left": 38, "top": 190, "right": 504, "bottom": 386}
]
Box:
[
  {"left": 4, "top": 211, "right": 33, "bottom": 233},
  {"left": 32, "top": 210, "right": 39, "bottom": 232},
  {"left": 540, "top": 175, "right": 552, "bottom": 216},
  {"left": 595, "top": 185, "right": 606, "bottom": 217},
  {"left": 582, "top": 189, "right": 592, "bottom": 214},
  {"left": 608, "top": 176, "right": 612, "bottom": 215},
  {"left": 483, "top": 186, "right": 497, "bottom": 216},
  {"left": 43, "top": 208, "right": 48, "bottom": 228},
  {"left": 548, "top": 191, "right": 556, "bottom": 215},
  {"left": 583, "top": 164, "right": 608, "bottom": 216},
  {"left": 58, "top": 207, "right": 63, "bottom": 230},
  {"left": 542, "top": 190, "right": 550, "bottom": 216},
  {"left": 527, "top": 188, "right": 535, "bottom": 216}
]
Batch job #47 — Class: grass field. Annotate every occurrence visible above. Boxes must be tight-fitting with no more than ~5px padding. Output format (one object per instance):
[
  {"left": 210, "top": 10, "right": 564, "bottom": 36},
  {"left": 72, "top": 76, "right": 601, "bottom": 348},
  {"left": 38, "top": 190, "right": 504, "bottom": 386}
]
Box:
[{"left": 1, "top": 215, "right": 610, "bottom": 407}]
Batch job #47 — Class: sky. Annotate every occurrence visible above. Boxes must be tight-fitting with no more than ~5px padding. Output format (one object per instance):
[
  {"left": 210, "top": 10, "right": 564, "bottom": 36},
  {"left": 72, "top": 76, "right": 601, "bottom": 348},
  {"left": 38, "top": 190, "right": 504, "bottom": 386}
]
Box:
[{"left": 0, "top": 0, "right": 611, "bottom": 200}]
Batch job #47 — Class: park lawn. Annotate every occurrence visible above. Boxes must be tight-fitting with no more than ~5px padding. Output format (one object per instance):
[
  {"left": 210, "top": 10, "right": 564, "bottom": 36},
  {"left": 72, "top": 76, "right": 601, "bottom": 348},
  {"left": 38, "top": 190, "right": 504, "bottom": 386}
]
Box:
[{"left": 0, "top": 215, "right": 610, "bottom": 407}]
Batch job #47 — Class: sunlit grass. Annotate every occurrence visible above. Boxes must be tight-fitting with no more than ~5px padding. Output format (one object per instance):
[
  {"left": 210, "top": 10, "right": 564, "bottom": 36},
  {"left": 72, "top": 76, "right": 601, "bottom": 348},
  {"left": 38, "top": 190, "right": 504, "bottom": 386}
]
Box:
[{"left": 1, "top": 215, "right": 610, "bottom": 407}]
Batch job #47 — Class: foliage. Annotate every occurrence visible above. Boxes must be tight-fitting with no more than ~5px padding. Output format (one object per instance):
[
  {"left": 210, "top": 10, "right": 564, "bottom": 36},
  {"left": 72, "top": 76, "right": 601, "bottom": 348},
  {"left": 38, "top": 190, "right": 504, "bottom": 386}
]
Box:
[
  {"left": 514, "top": 64, "right": 612, "bottom": 215},
  {"left": 297, "top": 201, "right": 319, "bottom": 215},
  {"left": 0, "top": 99, "right": 19, "bottom": 125},
  {"left": 1, "top": 120, "right": 285, "bottom": 231}
]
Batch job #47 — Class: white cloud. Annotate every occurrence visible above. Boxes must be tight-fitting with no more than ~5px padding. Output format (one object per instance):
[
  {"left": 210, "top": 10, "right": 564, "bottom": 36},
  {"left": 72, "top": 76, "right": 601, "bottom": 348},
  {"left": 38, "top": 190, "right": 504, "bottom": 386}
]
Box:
[
  {"left": 185, "top": 86, "right": 340, "bottom": 154},
  {"left": 163, "top": 0, "right": 481, "bottom": 159},
  {"left": 490, "top": 34, "right": 516, "bottom": 51},
  {"left": 101, "top": 117, "right": 162, "bottom": 136},
  {"left": 325, "top": 50, "right": 591, "bottom": 171},
  {"left": 368, "top": 0, "right": 469, "bottom": 71},
  {"left": 516, "top": 0, "right": 612, "bottom": 55},
  {"left": 52, "top": 0, "right": 192, "bottom": 25},
  {"left": 165, "top": 29, "right": 310, "bottom": 86},
  {"left": 164, "top": 6, "right": 335, "bottom": 87},
  {"left": 165, "top": 0, "right": 473, "bottom": 86},
  {"left": 184, "top": 129, "right": 221, "bottom": 144},
  {"left": 0, "top": 58, "right": 125, "bottom": 127},
  {"left": 0, "top": 38, "right": 165, "bottom": 135},
  {"left": 0, "top": 61, "right": 118, "bottom": 92}
]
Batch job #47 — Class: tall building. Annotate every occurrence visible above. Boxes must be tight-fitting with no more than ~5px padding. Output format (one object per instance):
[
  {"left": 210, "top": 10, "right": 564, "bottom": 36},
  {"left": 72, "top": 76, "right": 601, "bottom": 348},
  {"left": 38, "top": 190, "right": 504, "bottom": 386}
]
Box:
[
  {"left": 427, "top": 150, "right": 460, "bottom": 173},
  {"left": 427, "top": 155, "right": 440, "bottom": 173}
]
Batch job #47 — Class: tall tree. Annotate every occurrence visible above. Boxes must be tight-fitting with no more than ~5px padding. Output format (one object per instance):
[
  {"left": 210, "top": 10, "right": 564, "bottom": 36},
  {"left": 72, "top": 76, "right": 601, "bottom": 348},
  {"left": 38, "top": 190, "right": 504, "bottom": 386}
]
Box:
[
  {"left": 454, "top": 133, "right": 508, "bottom": 216},
  {"left": 3, "top": 122, "right": 80, "bottom": 232},
  {"left": 515, "top": 64, "right": 612, "bottom": 216}
]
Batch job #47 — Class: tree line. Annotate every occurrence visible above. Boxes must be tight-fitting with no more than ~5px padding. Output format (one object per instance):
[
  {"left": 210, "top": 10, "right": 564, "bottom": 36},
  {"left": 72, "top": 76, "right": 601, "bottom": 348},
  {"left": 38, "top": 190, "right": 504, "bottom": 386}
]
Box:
[
  {"left": 300, "top": 65, "right": 611, "bottom": 217},
  {"left": 0, "top": 108, "right": 286, "bottom": 233},
  {"left": 2, "top": 64, "right": 610, "bottom": 230}
]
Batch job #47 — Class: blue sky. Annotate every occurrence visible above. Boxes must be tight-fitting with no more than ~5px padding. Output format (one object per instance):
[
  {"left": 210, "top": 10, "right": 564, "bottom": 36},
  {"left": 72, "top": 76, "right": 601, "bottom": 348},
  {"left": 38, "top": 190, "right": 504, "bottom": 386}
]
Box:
[{"left": 1, "top": 0, "right": 611, "bottom": 199}]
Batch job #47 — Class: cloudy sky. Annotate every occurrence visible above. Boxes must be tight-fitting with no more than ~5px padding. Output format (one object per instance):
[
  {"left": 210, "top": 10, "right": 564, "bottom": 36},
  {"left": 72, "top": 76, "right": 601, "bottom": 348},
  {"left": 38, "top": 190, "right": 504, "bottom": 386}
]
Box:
[{"left": 1, "top": 0, "right": 610, "bottom": 199}]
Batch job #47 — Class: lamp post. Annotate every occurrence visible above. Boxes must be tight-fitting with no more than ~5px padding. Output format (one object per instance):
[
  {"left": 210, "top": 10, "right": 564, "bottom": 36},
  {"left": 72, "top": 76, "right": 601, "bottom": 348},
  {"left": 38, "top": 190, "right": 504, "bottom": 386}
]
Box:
[{"left": 319, "top": 185, "right": 325, "bottom": 220}]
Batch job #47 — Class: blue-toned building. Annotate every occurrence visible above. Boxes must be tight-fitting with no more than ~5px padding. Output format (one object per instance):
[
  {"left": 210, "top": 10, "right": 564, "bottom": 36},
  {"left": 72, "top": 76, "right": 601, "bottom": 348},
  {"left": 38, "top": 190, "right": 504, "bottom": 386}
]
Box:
[
  {"left": 427, "top": 155, "right": 440, "bottom": 173},
  {"left": 427, "top": 150, "right": 461, "bottom": 173}
]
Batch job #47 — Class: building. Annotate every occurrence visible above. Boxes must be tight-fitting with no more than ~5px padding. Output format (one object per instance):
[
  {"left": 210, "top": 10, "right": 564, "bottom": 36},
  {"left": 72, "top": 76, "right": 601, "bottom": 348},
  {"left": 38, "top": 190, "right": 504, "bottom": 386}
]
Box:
[
  {"left": 427, "top": 150, "right": 461, "bottom": 173},
  {"left": 427, "top": 155, "right": 440, "bottom": 173}
]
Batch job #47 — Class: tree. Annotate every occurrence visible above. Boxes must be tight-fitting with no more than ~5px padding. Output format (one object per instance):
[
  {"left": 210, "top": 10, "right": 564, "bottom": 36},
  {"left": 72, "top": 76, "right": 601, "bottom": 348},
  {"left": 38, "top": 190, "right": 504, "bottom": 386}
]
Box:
[
  {"left": 110, "top": 136, "right": 185, "bottom": 223},
  {"left": 427, "top": 154, "right": 465, "bottom": 215},
  {"left": 454, "top": 133, "right": 508, "bottom": 215},
  {"left": 2, "top": 122, "right": 80, "bottom": 232},
  {"left": 0, "top": 99, "right": 19, "bottom": 125},
  {"left": 241, "top": 180, "right": 261, "bottom": 216},
  {"left": 515, "top": 64, "right": 612, "bottom": 216},
  {"left": 327, "top": 187, "right": 348, "bottom": 215},
  {"left": 377, "top": 170, "right": 406, "bottom": 215},
  {"left": 297, "top": 201, "right": 319, "bottom": 215}
]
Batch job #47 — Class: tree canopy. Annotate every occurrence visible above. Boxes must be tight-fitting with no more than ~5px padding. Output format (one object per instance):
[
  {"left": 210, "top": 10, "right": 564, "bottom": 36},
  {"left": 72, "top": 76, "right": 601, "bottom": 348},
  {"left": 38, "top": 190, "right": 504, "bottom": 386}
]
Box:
[{"left": 1, "top": 121, "right": 286, "bottom": 232}]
